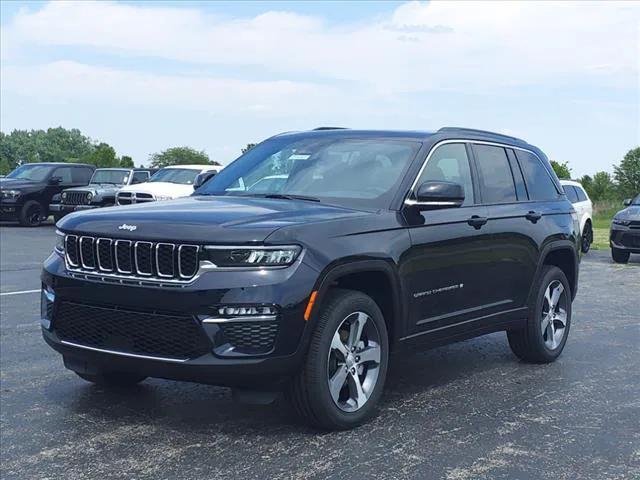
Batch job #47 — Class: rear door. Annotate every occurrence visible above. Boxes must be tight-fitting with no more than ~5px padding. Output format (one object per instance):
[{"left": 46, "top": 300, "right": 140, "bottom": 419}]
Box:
[{"left": 470, "top": 143, "right": 539, "bottom": 312}]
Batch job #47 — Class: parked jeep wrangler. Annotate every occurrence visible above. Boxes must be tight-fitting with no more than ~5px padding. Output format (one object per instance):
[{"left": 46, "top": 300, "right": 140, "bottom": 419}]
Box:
[
  {"left": 50, "top": 168, "right": 155, "bottom": 221},
  {"left": 0, "top": 162, "right": 95, "bottom": 226},
  {"left": 42, "top": 128, "right": 580, "bottom": 430}
]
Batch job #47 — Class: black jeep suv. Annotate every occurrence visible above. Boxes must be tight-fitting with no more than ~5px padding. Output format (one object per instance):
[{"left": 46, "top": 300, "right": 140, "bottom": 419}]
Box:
[
  {"left": 1, "top": 163, "right": 95, "bottom": 226},
  {"left": 42, "top": 128, "right": 580, "bottom": 430},
  {"left": 50, "top": 168, "right": 155, "bottom": 221}
]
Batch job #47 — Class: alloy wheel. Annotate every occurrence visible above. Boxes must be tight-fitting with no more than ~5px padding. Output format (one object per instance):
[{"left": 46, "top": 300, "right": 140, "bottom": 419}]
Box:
[
  {"left": 326, "top": 311, "right": 381, "bottom": 412},
  {"left": 541, "top": 280, "right": 568, "bottom": 350}
]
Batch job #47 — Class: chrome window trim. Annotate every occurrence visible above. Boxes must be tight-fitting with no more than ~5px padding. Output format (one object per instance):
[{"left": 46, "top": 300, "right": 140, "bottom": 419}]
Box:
[
  {"left": 79, "top": 236, "right": 96, "bottom": 270},
  {"left": 178, "top": 244, "right": 200, "bottom": 279},
  {"left": 134, "top": 241, "right": 154, "bottom": 276},
  {"left": 96, "top": 238, "right": 113, "bottom": 272},
  {"left": 65, "top": 234, "right": 79, "bottom": 267},
  {"left": 114, "top": 239, "right": 133, "bottom": 274},
  {"left": 404, "top": 139, "right": 555, "bottom": 207},
  {"left": 60, "top": 340, "right": 188, "bottom": 363},
  {"left": 155, "top": 243, "right": 175, "bottom": 278}
]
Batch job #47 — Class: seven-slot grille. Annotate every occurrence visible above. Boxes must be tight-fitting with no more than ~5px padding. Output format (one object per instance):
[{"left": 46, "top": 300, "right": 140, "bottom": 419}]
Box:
[
  {"left": 62, "top": 191, "right": 91, "bottom": 205},
  {"left": 65, "top": 234, "right": 200, "bottom": 282}
]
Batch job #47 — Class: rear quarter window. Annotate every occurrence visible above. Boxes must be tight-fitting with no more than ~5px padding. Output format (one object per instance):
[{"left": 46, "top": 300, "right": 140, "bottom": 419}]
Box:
[
  {"left": 516, "top": 151, "right": 559, "bottom": 201},
  {"left": 575, "top": 186, "right": 588, "bottom": 202},
  {"left": 564, "top": 185, "right": 579, "bottom": 203}
]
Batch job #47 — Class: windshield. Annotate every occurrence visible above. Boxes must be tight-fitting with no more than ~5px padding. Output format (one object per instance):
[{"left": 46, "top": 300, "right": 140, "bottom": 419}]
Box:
[
  {"left": 91, "top": 169, "right": 130, "bottom": 185},
  {"left": 632, "top": 195, "right": 640, "bottom": 205},
  {"left": 149, "top": 168, "right": 201, "bottom": 185},
  {"left": 195, "top": 136, "right": 420, "bottom": 209},
  {"left": 6, "top": 164, "right": 54, "bottom": 181}
]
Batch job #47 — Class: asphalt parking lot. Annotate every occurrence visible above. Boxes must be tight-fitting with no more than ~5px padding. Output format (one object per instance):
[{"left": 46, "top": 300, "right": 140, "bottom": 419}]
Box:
[{"left": 1, "top": 222, "right": 639, "bottom": 480}]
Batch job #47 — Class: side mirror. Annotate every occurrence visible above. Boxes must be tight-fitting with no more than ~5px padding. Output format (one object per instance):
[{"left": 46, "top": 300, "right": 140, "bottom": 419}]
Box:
[
  {"left": 623, "top": 198, "right": 632, "bottom": 207},
  {"left": 48, "top": 176, "right": 62, "bottom": 185},
  {"left": 409, "top": 181, "right": 465, "bottom": 210},
  {"left": 193, "top": 171, "right": 217, "bottom": 189}
]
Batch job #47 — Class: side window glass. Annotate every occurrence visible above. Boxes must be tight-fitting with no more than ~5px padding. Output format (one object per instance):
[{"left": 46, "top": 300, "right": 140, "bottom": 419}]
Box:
[
  {"left": 575, "top": 187, "right": 588, "bottom": 202},
  {"left": 53, "top": 167, "right": 73, "bottom": 184},
  {"left": 564, "top": 185, "right": 578, "bottom": 203},
  {"left": 72, "top": 167, "right": 92, "bottom": 183},
  {"left": 473, "top": 144, "right": 517, "bottom": 204},
  {"left": 132, "top": 172, "right": 148, "bottom": 184},
  {"left": 415, "top": 143, "right": 474, "bottom": 206},
  {"left": 516, "top": 151, "right": 559, "bottom": 201},
  {"left": 507, "top": 149, "right": 528, "bottom": 201}
]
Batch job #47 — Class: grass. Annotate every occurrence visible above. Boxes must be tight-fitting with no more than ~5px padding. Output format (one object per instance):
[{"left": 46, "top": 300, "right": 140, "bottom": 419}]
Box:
[{"left": 590, "top": 200, "right": 624, "bottom": 250}]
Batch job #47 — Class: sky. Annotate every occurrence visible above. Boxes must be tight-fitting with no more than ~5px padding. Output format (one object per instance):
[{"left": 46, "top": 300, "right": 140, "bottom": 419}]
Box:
[{"left": 1, "top": 0, "right": 639, "bottom": 176}]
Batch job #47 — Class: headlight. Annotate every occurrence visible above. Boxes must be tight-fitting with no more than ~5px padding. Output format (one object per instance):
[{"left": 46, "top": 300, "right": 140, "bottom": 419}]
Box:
[
  {"left": 54, "top": 230, "right": 65, "bottom": 255},
  {"left": 61, "top": 192, "right": 67, "bottom": 200},
  {"left": 1, "top": 189, "right": 21, "bottom": 199},
  {"left": 202, "top": 246, "right": 302, "bottom": 268},
  {"left": 612, "top": 218, "right": 630, "bottom": 226},
  {"left": 86, "top": 192, "right": 94, "bottom": 202}
]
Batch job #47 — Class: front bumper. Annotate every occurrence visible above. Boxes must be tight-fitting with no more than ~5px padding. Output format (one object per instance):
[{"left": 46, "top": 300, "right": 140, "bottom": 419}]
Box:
[
  {"left": 0, "top": 200, "right": 19, "bottom": 219},
  {"left": 41, "top": 253, "right": 319, "bottom": 388},
  {"left": 50, "top": 204, "right": 100, "bottom": 213},
  {"left": 610, "top": 225, "right": 640, "bottom": 253}
]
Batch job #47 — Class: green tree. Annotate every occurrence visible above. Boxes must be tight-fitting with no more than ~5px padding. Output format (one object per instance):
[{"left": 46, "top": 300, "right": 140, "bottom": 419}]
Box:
[
  {"left": 550, "top": 160, "right": 571, "bottom": 179},
  {"left": 149, "top": 147, "right": 219, "bottom": 168},
  {"left": 578, "top": 175, "right": 593, "bottom": 196},
  {"left": 120, "top": 155, "right": 134, "bottom": 168},
  {"left": 241, "top": 143, "right": 257, "bottom": 154},
  {"left": 82, "top": 142, "right": 119, "bottom": 167},
  {"left": 613, "top": 147, "right": 640, "bottom": 197},
  {"left": 589, "top": 171, "right": 616, "bottom": 201},
  {"left": 0, "top": 157, "right": 11, "bottom": 175}
]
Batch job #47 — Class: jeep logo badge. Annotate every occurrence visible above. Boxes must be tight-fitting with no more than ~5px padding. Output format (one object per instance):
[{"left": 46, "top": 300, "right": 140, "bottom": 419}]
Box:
[{"left": 118, "top": 223, "right": 137, "bottom": 232}]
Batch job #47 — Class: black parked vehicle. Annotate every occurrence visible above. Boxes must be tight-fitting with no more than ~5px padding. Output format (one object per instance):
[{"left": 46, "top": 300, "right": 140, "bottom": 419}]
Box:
[
  {"left": 42, "top": 128, "right": 580, "bottom": 430},
  {"left": 50, "top": 168, "right": 155, "bottom": 222},
  {"left": 610, "top": 194, "right": 640, "bottom": 263},
  {"left": 0, "top": 163, "right": 95, "bottom": 226}
]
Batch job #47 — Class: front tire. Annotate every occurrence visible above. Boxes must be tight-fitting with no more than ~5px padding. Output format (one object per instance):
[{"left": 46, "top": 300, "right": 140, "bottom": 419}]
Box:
[
  {"left": 76, "top": 371, "right": 147, "bottom": 387},
  {"left": 507, "top": 265, "right": 572, "bottom": 363},
  {"left": 287, "top": 289, "right": 389, "bottom": 430},
  {"left": 18, "top": 200, "right": 45, "bottom": 227},
  {"left": 611, "top": 247, "right": 630, "bottom": 264}
]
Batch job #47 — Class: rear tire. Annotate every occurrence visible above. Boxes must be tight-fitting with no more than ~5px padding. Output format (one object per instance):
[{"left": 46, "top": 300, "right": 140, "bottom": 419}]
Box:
[
  {"left": 18, "top": 200, "right": 45, "bottom": 227},
  {"left": 76, "top": 371, "right": 147, "bottom": 387},
  {"left": 581, "top": 223, "right": 592, "bottom": 254},
  {"left": 611, "top": 247, "right": 630, "bottom": 264},
  {"left": 287, "top": 289, "right": 389, "bottom": 430},
  {"left": 507, "top": 265, "right": 572, "bottom": 363}
]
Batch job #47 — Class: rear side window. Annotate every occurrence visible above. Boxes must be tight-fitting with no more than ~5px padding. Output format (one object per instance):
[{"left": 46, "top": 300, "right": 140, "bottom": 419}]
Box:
[
  {"left": 516, "top": 151, "right": 559, "bottom": 201},
  {"left": 575, "top": 186, "right": 588, "bottom": 202},
  {"left": 473, "top": 144, "right": 517, "bottom": 204},
  {"left": 506, "top": 149, "right": 528, "bottom": 201},
  {"left": 564, "top": 185, "right": 579, "bottom": 203}
]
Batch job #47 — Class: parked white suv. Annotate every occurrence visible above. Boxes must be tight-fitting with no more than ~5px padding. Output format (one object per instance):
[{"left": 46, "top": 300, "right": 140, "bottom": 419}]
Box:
[
  {"left": 561, "top": 179, "right": 593, "bottom": 253},
  {"left": 116, "top": 165, "right": 222, "bottom": 205}
]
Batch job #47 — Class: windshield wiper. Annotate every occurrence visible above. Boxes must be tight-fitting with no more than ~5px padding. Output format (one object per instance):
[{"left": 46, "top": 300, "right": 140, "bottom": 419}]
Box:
[{"left": 262, "top": 193, "right": 321, "bottom": 202}]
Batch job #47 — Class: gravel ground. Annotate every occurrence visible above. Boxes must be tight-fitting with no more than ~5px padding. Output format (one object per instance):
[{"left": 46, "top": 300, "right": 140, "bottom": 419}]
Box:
[{"left": 1, "top": 222, "right": 639, "bottom": 480}]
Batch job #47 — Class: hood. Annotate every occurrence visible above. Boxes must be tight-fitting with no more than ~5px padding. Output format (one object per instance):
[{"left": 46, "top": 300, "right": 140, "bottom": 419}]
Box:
[
  {"left": 64, "top": 184, "right": 121, "bottom": 194},
  {"left": 0, "top": 178, "right": 42, "bottom": 190},
  {"left": 118, "top": 182, "right": 194, "bottom": 197},
  {"left": 58, "top": 195, "right": 370, "bottom": 244},
  {"left": 616, "top": 205, "right": 640, "bottom": 220}
]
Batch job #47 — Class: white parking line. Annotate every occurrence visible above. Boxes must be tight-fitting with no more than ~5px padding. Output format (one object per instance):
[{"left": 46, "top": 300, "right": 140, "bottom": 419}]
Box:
[{"left": 0, "top": 289, "right": 40, "bottom": 297}]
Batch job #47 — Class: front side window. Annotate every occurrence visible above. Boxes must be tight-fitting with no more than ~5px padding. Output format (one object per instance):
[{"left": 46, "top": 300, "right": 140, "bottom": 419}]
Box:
[
  {"left": 196, "top": 136, "right": 420, "bottom": 209},
  {"left": 516, "top": 151, "right": 559, "bottom": 201},
  {"left": 131, "top": 171, "right": 149, "bottom": 184},
  {"left": 414, "top": 143, "right": 474, "bottom": 206},
  {"left": 6, "top": 164, "right": 54, "bottom": 182},
  {"left": 564, "top": 185, "right": 579, "bottom": 203},
  {"left": 52, "top": 167, "right": 73, "bottom": 184},
  {"left": 473, "top": 144, "right": 518, "bottom": 204},
  {"left": 150, "top": 168, "right": 201, "bottom": 185},
  {"left": 90, "top": 169, "right": 129, "bottom": 185}
]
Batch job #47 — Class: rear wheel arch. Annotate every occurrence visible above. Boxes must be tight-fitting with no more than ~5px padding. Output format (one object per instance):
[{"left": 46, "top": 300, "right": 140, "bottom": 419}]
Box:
[
  {"left": 308, "top": 260, "right": 404, "bottom": 345},
  {"left": 536, "top": 243, "right": 578, "bottom": 301}
]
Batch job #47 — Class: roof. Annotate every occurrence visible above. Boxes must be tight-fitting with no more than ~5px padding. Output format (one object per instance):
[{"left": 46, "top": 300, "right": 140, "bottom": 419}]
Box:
[
  {"left": 274, "top": 126, "right": 531, "bottom": 147},
  {"left": 19, "top": 162, "right": 94, "bottom": 167},
  {"left": 559, "top": 179, "right": 584, "bottom": 187},
  {"left": 161, "top": 164, "right": 222, "bottom": 170}
]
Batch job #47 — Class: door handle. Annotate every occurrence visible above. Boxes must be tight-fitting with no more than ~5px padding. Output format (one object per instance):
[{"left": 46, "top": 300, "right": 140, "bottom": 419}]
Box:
[
  {"left": 525, "top": 210, "right": 543, "bottom": 223},
  {"left": 467, "top": 215, "right": 488, "bottom": 229}
]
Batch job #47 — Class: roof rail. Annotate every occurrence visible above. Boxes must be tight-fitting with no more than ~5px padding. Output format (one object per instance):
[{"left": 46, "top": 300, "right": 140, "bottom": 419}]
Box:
[
  {"left": 312, "top": 126, "right": 348, "bottom": 131},
  {"left": 437, "top": 127, "right": 526, "bottom": 144}
]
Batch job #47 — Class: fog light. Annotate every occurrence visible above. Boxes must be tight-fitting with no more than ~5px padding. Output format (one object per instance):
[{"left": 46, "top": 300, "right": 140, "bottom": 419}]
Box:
[
  {"left": 40, "top": 287, "right": 55, "bottom": 330},
  {"left": 217, "top": 306, "right": 277, "bottom": 317}
]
